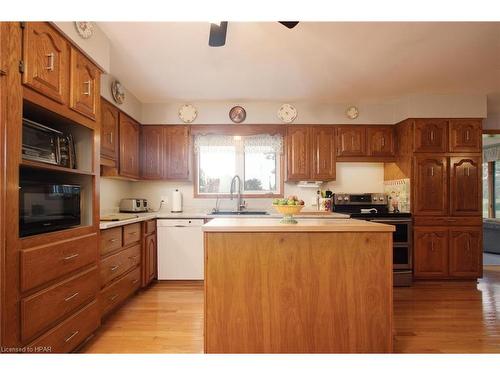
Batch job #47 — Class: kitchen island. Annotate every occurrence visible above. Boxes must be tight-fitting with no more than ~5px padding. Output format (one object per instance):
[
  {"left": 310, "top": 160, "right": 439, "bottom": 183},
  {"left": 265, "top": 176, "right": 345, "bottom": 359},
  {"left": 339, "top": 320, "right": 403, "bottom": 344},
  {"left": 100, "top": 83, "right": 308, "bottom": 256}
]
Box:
[{"left": 203, "top": 218, "right": 395, "bottom": 353}]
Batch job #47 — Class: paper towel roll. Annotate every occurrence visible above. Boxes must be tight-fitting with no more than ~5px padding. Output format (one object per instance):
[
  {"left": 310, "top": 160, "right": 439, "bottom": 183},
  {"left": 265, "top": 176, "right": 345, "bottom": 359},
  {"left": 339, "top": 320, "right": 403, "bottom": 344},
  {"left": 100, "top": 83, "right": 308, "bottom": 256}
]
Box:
[{"left": 171, "top": 189, "right": 183, "bottom": 212}]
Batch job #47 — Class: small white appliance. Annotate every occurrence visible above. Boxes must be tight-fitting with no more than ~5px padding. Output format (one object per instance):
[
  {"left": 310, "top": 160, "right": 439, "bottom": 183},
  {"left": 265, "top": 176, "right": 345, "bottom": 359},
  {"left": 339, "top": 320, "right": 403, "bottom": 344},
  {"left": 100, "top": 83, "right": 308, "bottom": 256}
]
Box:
[
  {"left": 157, "top": 219, "right": 204, "bottom": 280},
  {"left": 119, "top": 198, "right": 148, "bottom": 213},
  {"left": 171, "top": 189, "right": 183, "bottom": 213}
]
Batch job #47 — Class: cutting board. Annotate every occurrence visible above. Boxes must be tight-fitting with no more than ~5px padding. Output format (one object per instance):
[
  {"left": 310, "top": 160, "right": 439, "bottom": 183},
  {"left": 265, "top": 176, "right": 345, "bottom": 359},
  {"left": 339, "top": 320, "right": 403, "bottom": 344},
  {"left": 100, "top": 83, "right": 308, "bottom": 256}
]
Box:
[{"left": 100, "top": 213, "right": 139, "bottom": 221}]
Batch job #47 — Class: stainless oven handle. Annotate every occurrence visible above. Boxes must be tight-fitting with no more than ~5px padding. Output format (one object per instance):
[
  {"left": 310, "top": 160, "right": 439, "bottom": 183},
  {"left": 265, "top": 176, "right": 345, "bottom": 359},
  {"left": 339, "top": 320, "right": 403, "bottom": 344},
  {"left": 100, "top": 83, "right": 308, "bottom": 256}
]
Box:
[{"left": 370, "top": 219, "right": 412, "bottom": 223}]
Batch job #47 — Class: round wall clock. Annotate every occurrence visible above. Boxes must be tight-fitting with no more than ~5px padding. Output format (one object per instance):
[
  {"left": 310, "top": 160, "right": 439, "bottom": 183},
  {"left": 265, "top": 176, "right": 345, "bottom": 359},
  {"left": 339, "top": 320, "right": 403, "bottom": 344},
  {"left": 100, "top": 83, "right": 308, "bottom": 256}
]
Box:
[
  {"left": 229, "top": 106, "right": 246, "bottom": 123},
  {"left": 74, "top": 22, "right": 94, "bottom": 39},
  {"left": 178, "top": 104, "right": 198, "bottom": 123},
  {"left": 277, "top": 104, "right": 297, "bottom": 123},
  {"left": 345, "top": 106, "right": 359, "bottom": 120},
  {"left": 111, "top": 80, "right": 126, "bottom": 105}
]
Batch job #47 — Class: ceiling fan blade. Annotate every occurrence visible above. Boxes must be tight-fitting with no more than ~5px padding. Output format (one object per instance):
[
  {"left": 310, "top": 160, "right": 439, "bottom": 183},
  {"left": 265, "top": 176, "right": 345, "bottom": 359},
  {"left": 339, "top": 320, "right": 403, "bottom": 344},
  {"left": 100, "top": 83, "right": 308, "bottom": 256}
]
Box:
[
  {"left": 279, "top": 21, "right": 299, "bottom": 29},
  {"left": 209, "top": 21, "right": 228, "bottom": 47}
]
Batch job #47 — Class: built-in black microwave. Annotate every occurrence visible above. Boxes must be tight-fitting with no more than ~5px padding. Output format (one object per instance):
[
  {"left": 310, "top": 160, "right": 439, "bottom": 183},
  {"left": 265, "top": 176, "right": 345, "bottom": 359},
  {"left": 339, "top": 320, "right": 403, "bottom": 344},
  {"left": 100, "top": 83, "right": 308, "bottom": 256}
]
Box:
[{"left": 19, "top": 181, "right": 81, "bottom": 237}]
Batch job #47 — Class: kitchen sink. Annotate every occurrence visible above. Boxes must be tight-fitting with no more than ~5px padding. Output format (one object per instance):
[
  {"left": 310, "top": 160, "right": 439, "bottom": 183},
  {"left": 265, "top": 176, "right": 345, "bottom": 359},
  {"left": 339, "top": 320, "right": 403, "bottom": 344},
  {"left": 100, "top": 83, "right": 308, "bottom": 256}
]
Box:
[{"left": 209, "top": 210, "right": 269, "bottom": 215}]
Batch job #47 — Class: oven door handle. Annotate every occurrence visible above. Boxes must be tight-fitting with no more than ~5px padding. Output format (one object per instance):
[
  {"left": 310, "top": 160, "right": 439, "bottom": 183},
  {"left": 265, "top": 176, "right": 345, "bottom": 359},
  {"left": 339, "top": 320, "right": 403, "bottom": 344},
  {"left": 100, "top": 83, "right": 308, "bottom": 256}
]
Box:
[{"left": 371, "top": 219, "right": 411, "bottom": 223}]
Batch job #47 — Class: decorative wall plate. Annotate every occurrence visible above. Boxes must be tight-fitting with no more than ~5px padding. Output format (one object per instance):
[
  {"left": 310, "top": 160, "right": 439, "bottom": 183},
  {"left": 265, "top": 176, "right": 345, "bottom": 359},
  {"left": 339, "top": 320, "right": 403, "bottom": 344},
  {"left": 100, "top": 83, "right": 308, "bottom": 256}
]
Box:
[
  {"left": 74, "top": 22, "right": 94, "bottom": 39},
  {"left": 178, "top": 104, "right": 198, "bottom": 123},
  {"left": 229, "top": 106, "right": 246, "bottom": 123},
  {"left": 345, "top": 105, "right": 359, "bottom": 120},
  {"left": 277, "top": 104, "right": 297, "bottom": 123},
  {"left": 111, "top": 80, "right": 126, "bottom": 105}
]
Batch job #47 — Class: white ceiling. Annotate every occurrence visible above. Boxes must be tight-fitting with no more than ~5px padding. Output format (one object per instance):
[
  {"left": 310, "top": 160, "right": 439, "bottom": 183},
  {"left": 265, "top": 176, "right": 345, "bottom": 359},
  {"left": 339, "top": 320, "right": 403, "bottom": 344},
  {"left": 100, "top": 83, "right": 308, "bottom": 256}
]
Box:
[{"left": 98, "top": 22, "right": 500, "bottom": 103}]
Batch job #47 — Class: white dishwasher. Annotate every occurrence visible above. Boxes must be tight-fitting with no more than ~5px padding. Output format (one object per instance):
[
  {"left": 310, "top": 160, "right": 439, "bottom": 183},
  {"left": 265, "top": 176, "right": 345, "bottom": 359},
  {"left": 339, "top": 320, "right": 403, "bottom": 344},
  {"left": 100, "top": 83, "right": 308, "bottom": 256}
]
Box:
[{"left": 157, "top": 219, "right": 205, "bottom": 280}]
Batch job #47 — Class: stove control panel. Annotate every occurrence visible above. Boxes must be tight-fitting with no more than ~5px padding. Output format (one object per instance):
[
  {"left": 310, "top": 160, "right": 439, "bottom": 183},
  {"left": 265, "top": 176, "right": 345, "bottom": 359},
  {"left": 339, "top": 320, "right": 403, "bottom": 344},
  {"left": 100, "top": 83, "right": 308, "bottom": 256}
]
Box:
[{"left": 334, "top": 193, "right": 388, "bottom": 205}]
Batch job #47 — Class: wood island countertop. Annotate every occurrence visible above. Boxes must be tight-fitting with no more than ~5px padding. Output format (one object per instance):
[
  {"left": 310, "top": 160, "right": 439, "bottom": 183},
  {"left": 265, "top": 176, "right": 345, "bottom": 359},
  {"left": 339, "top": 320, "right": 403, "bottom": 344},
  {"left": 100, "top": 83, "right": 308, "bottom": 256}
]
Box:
[{"left": 202, "top": 217, "right": 395, "bottom": 232}]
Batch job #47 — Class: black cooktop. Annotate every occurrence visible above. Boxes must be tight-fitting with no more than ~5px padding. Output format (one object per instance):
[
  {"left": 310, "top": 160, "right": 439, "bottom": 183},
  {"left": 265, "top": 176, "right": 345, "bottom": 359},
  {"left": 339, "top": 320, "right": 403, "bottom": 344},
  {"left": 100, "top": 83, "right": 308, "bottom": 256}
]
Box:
[{"left": 348, "top": 212, "right": 411, "bottom": 219}]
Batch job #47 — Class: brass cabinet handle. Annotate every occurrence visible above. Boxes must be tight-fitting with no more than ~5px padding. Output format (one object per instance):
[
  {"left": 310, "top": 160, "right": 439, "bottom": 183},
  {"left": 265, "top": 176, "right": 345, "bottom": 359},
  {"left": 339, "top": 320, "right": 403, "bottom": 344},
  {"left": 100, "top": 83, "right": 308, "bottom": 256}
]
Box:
[
  {"left": 45, "top": 52, "right": 54, "bottom": 71},
  {"left": 430, "top": 130, "right": 435, "bottom": 142},
  {"left": 109, "top": 238, "right": 117, "bottom": 243},
  {"left": 466, "top": 167, "right": 470, "bottom": 177},
  {"left": 63, "top": 253, "right": 79, "bottom": 261},
  {"left": 465, "top": 130, "right": 470, "bottom": 141},
  {"left": 64, "top": 292, "right": 79, "bottom": 302},
  {"left": 83, "top": 80, "right": 91, "bottom": 96},
  {"left": 64, "top": 330, "right": 79, "bottom": 343},
  {"left": 109, "top": 294, "right": 119, "bottom": 302},
  {"left": 128, "top": 231, "right": 137, "bottom": 235},
  {"left": 110, "top": 265, "right": 120, "bottom": 272},
  {"left": 109, "top": 132, "right": 113, "bottom": 144},
  {"left": 430, "top": 167, "right": 434, "bottom": 177},
  {"left": 132, "top": 279, "right": 139, "bottom": 285},
  {"left": 381, "top": 136, "right": 385, "bottom": 148}
]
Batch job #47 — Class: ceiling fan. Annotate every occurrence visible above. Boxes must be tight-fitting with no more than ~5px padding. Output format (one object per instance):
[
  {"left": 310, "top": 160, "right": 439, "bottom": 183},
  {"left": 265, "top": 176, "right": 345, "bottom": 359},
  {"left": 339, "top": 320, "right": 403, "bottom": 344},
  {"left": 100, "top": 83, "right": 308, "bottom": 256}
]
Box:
[{"left": 209, "top": 21, "right": 299, "bottom": 47}]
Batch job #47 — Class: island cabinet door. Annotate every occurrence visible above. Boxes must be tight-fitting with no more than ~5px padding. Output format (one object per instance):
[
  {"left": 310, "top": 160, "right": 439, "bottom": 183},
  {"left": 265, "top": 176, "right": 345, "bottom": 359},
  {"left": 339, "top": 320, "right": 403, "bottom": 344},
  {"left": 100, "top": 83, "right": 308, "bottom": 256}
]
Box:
[
  {"left": 413, "top": 156, "right": 448, "bottom": 216},
  {"left": 336, "top": 126, "right": 366, "bottom": 157},
  {"left": 449, "top": 227, "right": 482, "bottom": 278},
  {"left": 286, "top": 126, "right": 311, "bottom": 181},
  {"left": 413, "top": 119, "right": 448, "bottom": 153},
  {"left": 311, "top": 126, "right": 336, "bottom": 181},
  {"left": 449, "top": 119, "right": 482, "bottom": 153},
  {"left": 449, "top": 156, "right": 482, "bottom": 216},
  {"left": 414, "top": 227, "right": 449, "bottom": 278},
  {"left": 367, "top": 126, "right": 395, "bottom": 157},
  {"left": 140, "top": 126, "right": 164, "bottom": 179},
  {"left": 22, "top": 22, "right": 68, "bottom": 104}
]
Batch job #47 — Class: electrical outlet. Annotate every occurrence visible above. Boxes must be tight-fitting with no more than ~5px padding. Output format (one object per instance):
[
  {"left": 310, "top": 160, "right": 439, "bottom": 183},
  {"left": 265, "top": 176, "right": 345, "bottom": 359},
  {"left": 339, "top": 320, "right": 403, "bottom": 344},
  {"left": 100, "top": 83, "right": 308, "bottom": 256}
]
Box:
[{"left": 161, "top": 196, "right": 168, "bottom": 204}]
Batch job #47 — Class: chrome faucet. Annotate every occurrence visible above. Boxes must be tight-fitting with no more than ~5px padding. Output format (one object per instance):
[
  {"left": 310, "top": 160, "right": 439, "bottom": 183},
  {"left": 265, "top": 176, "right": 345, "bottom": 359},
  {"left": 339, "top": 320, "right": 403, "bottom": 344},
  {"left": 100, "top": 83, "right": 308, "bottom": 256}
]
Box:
[{"left": 230, "top": 175, "right": 245, "bottom": 212}]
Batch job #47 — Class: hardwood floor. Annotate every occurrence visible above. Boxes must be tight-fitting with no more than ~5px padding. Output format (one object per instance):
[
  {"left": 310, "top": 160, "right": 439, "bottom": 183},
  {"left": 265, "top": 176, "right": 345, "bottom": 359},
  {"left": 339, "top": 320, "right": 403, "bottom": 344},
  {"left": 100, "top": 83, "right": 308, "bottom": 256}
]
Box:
[{"left": 82, "top": 267, "right": 500, "bottom": 354}]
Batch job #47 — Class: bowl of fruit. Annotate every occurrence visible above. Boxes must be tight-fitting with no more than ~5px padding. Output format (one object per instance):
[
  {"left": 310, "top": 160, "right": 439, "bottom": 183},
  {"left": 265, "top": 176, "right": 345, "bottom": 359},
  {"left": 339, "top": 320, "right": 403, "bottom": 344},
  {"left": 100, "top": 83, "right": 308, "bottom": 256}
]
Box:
[{"left": 272, "top": 196, "right": 305, "bottom": 224}]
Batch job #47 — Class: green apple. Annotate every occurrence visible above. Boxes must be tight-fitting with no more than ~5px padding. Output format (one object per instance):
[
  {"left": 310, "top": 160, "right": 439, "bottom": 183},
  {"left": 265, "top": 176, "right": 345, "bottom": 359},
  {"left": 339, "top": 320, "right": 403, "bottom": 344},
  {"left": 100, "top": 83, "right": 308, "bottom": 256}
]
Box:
[
  {"left": 272, "top": 198, "right": 279, "bottom": 205},
  {"left": 279, "top": 199, "right": 288, "bottom": 205},
  {"left": 287, "top": 200, "right": 296, "bottom": 205}
]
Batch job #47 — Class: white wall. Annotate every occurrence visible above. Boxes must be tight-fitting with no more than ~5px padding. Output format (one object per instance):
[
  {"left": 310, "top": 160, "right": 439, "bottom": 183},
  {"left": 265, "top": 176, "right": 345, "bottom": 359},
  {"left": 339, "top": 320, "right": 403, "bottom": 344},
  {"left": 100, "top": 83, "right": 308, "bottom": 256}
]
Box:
[
  {"left": 122, "top": 163, "right": 384, "bottom": 214},
  {"left": 101, "top": 74, "right": 143, "bottom": 122},
  {"left": 100, "top": 178, "right": 133, "bottom": 215}
]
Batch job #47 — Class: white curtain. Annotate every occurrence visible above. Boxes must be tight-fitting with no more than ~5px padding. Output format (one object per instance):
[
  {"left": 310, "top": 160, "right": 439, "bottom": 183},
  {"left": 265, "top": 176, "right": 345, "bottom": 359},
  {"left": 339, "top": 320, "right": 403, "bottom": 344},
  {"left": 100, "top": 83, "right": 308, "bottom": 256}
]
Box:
[
  {"left": 484, "top": 145, "right": 500, "bottom": 162},
  {"left": 194, "top": 134, "right": 283, "bottom": 154}
]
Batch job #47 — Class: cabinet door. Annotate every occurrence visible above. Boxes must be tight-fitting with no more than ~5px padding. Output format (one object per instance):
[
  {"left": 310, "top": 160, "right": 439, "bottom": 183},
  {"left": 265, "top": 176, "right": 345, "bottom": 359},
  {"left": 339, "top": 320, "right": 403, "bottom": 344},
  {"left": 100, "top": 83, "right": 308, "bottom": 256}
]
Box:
[
  {"left": 70, "top": 48, "right": 99, "bottom": 120},
  {"left": 119, "top": 114, "right": 140, "bottom": 179},
  {"left": 414, "top": 156, "right": 448, "bottom": 216},
  {"left": 140, "top": 126, "right": 164, "bottom": 179},
  {"left": 336, "top": 126, "right": 366, "bottom": 157},
  {"left": 164, "top": 126, "right": 190, "bottom": 180},
  {"left": 367, "top": 126, "right": 395, "bottom": 157},
  {"left": 413, "top": 119, "right": 448, "bottom": 153},
  {"left": 449, "top": 227, "right": 482, "bottom": 278},
  {"left": 100, "top": 99, "right": 119, "bottom": 161},
  {"left": 449, "top": 120, "right": 482, "bottom": 153},
  {"left": 311, "top": 126, "right": 336, "bottom": 181},
  {"left": 450, "top": 156, "right": 482, "bottom": 216},
  {"left": 145, "top": 233, "right": 157, "bottom": 285},
  {"left": 414, "top": 227, "right": 449, "bottom": 278},
  {"left": 286, "top": 126, "right": 311, "bottom": 181},
  {"left": 22, "top": 22, "right": 68, "bottom": 104}
]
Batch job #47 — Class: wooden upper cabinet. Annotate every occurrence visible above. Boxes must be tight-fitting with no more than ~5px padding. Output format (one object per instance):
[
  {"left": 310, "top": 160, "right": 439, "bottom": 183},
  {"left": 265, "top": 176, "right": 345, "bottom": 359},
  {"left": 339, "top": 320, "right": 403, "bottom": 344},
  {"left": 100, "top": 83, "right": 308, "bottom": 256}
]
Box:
[
  {"left": 22, "top": 22, "right": 68, "bottom": 104},
  {"left": 367, "top": 126, "right": 395, "bottom": 157},
  {"left": 70, "top": 48, "right": 99, "bottom": 120},
  {"left": 140, "top": 126, "right": 164, "bottom": 179},
  {"left": 100, "top": 99, "right": 119, "bottom": 161},
  {"left": 414, "top": 227, "right": 449, "bottom": 278},
  {"left": 164, "top": 126, "right": 190, "bottom": 180},
  {"left": 336, "top": 126, "right": 366, "bottom": 157},
  {"left": 413, "top": 119, "right": 448, "bottom": 153},
  {"left": 450, "top": 156, "right": 482, "bottom": 216},
  {"left": 449, "top": 227, "right": 482, "bottom": 278},
  {"left": 286, "top": 126, "right": 311, "bottom": 181},
  {"left": 414, "top": 156, "right": 448, "bottom": 216},
  {"left": 311, "top": 126, "right": 336, "bottom": 181},
  {"left": 449, "top": 120, "right": 482, "bottom": 153},
  {"left": 119, "top": 114, "right": 140, "bottom": 179}
]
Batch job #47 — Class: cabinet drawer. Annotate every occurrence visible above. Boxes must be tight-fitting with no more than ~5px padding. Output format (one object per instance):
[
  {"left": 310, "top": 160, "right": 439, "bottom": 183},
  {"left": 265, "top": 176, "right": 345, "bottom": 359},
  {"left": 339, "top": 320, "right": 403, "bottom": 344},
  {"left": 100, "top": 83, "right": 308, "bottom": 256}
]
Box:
[
  {"left": 145, "top": 219, "right": 156, "bottom": 235},
  {"left": 123, "top": 223, "right": 141, "bottom": 246},
  {"left": 414, "top": 216, "right": 482, "bottom": 226},
  {"left": 26, "top": 299, "right": 99, "bottom": 353},
  {"left": 100, "top": 244, "right": 141, "bottom": 287},
  {"left": 100, "top": 227, "right": 122, "bottom": 256},
  {"left": 21, "top": 233, "right": 98, "bottom": 292},
  {"left": 21, "top": 267, "right": 99, "bottom": 343},
  {"left": 100, "top": 267, "right": 141, "bottom": 317}
]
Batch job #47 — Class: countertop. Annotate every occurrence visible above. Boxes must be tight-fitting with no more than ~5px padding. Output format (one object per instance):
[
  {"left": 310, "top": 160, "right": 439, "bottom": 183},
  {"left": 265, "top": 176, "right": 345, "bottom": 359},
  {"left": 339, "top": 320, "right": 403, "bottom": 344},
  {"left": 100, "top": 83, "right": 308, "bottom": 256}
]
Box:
[
  {"left": 202, "top": 218, "right": 395, "bottom": 232},
  {"left": 99, "top": 210, "right": 350, "bottom": 230}
]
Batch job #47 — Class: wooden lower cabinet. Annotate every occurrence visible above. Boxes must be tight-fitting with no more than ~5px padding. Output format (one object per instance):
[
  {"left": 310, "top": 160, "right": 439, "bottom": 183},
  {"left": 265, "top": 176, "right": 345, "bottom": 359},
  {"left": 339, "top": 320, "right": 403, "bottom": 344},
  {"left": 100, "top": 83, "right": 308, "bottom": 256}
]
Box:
[
  {"left": 414, "top": 224, "right": 482, "bottom": 279},
  {"left": 449, "top": 227, "right": 482, "bottom": 278},
  {"left": 414, "top": 227, "right": 449, "bottom": 278},
  {"left": 143, "top": 233, "right": 157, "bottom": 287},
  {"left": 100, "top": 267, "right": 141, "bottom": 317}
]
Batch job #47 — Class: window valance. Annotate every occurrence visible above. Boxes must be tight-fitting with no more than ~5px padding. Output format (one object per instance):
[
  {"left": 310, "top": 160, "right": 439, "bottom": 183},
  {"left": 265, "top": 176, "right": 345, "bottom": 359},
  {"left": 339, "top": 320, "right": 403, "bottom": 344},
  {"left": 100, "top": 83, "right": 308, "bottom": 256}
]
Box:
[
  {"left": 193, "top": 134, "right": 283, "bottom": 154},
  {"left": 484, "top": 145, "right": 500, "bottom": 162}
]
